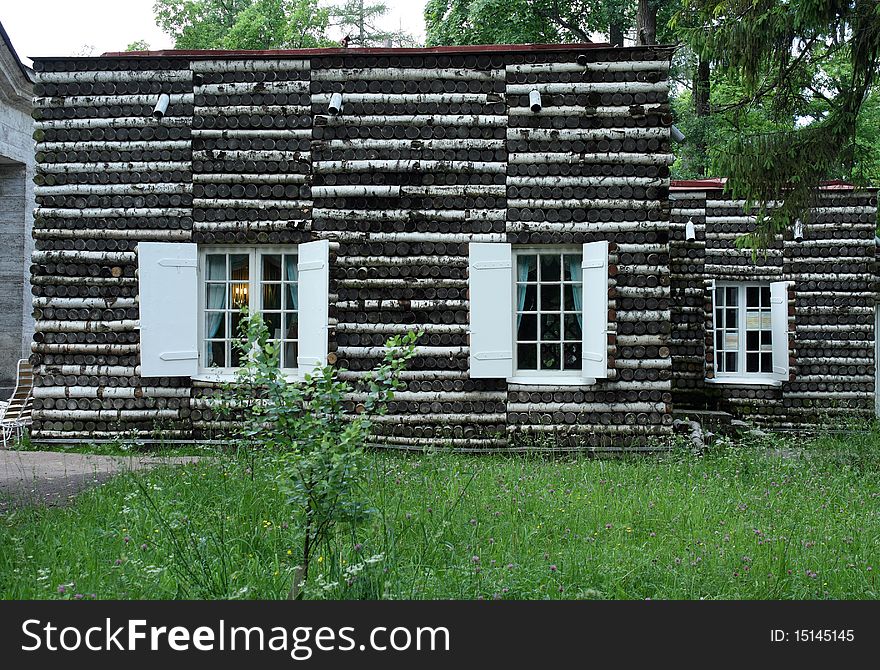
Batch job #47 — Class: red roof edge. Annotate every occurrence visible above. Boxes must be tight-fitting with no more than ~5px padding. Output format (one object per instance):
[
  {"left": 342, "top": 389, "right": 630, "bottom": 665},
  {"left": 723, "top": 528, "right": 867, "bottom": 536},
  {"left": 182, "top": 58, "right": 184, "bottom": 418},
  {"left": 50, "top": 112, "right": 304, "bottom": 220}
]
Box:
[
  {"left": 671, "top": 178, "right": 876, "bottom": 191},
  {"left": 94, "top": 42, "right": 650, "bottom": 59}
]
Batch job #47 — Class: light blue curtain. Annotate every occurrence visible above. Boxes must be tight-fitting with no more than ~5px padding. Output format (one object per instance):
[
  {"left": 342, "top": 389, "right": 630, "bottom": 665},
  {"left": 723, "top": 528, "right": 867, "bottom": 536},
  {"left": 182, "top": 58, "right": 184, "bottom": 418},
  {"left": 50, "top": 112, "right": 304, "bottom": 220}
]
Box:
[
  {"left": 567, "top": 256, "right": 583, "bottom": 328},
  {"left": 206, "top": 285, "right": 225, "bottom": 337},
  {"left": 285, "top": 255, "right": 298, "bottom": 311},
  {"left": 516, "top": 255, "right": 536, "bottom": 328}
]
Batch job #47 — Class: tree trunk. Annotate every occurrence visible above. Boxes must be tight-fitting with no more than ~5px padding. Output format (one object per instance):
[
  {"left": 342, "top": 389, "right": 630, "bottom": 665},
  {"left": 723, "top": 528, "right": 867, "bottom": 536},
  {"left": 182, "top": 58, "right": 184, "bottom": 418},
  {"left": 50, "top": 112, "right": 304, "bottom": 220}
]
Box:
[
  {"left": 610, "top": 21, "right": 624, "bottom": 47},
  {"left": 637, "top": 0, "right": 657, "bottom": 45},
  {"left": 694, "top": 56, "right": 711, "bottom": 176}
]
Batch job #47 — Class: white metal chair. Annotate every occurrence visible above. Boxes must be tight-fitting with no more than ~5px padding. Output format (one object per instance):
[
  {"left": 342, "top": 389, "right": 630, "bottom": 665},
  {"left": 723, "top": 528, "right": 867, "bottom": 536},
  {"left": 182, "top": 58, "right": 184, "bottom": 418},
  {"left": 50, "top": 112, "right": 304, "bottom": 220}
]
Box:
[{"left": 1, "top": 360, "right": 33, "bottom": 447}]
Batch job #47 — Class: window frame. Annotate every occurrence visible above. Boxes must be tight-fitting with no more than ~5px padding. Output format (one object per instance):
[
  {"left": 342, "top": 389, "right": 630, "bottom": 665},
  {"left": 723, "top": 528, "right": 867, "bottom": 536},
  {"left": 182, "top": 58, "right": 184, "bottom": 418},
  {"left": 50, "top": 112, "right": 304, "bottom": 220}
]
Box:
[
  {"left": 196, "top": 245, "right": 299, "bottom": 378},
  {"left": 710, "top": 280, "right": 779, "bottom": 385},
  {"left": 511, "top": 245, "right": 585, "bottom": 381}
]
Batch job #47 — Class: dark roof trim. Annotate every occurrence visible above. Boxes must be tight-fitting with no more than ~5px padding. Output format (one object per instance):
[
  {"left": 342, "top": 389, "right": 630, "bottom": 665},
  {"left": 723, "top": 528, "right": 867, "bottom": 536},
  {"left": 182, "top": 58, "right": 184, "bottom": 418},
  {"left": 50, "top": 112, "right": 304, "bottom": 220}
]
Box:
[
  {"left": 87, "top": 42, "right": 678, "bottom": 61},
  {"left": 0, "top": 21, "right": 33, "bottom": 82},
  {"left": 670, "top": 178, "right": 877, "bottom": 191}
]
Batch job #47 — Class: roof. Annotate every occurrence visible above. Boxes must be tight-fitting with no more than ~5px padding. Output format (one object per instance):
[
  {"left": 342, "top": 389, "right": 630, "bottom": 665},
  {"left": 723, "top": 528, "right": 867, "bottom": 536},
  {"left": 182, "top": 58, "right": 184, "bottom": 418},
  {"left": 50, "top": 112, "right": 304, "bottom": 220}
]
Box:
[
  {"left": 670, "top": 178, "right": 877, "bottom": 191},
  {"left": 0, "top": 21, "right": 33, "bottom": 83},
  {"left": 93, "top": 42, "right": 677, "bottom": 60}
]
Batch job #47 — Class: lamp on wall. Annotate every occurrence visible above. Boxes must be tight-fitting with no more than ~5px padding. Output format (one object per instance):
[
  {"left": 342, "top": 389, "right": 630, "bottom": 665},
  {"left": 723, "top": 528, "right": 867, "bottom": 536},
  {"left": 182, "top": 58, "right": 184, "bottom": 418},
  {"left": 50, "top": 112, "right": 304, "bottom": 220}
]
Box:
[
  {"left": 793, "top": 218, "right": 804, "bottom": 242},
  {"left": 328, "top": 92, "right": 344, "bottom": 116},
  {"left": 152, "top": 93, "right": 170, "bottom": 120},
  {"left": 529, "top": 89, "right": 542, "bottom": 113},
  {"left": 685, "top": 217, "right": 696, "bottom": 242}
]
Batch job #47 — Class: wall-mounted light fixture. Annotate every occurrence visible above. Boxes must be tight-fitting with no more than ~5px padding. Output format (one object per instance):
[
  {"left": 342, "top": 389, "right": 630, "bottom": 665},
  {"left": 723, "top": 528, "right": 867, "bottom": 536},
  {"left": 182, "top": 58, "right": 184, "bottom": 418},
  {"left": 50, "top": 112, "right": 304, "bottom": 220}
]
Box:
[
  {"left": 152, "top": 93, "right": 170, "bottom": 120},
  {"left": 576, "top": 54, "right": 588, "bottom": 66},
  {"left": 793, "top": 218, "right": 804, "bottom": 242},
  {"left": 328, "top": 92, "right": 344, "bottom": 116},
  {"left": 529, "top": 89, "right": 542, "bottom": 113},
  {"left": 685, "top": 218, "right": 696, "bottom": 242},
  {"left": 671, "top": 125, "right": 685, "bottom": 144}
]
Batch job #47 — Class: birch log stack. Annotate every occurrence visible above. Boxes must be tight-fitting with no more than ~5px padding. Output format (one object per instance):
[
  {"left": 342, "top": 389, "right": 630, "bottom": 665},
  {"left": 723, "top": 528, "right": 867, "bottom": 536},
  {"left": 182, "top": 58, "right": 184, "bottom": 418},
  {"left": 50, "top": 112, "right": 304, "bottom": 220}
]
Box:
[{"left": 28, "top": 46, "right": 875, "bottom": 446}]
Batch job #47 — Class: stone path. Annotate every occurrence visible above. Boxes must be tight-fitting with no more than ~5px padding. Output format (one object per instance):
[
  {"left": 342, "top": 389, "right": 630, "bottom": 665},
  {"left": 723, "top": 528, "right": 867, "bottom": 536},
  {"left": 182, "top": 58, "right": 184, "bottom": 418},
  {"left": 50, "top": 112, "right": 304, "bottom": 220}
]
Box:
[{"left": 0, "top": 450, "right": 199, "bottom": 511}]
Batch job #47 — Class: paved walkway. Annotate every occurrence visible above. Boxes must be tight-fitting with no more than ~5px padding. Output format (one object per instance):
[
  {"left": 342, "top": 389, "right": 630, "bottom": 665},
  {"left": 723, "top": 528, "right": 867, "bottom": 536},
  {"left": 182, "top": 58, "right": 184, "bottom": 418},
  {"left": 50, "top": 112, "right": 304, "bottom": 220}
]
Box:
[{"left": 0, "top": 450, "right": 199, "bottom": 511}]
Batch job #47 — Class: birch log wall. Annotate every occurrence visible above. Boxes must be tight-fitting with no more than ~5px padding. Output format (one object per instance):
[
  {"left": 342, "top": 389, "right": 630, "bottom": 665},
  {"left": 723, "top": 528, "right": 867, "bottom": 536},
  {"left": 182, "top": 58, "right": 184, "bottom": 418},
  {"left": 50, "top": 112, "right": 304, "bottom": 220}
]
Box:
[
  {"left": 28, "top": 45, "right": 875, "bottom": 447},
  {"left": 27, "top": 45, "right": 677, "bottom": 448},
  {"left": 670, "top": 181, "right": 879, "bottom": 428}
]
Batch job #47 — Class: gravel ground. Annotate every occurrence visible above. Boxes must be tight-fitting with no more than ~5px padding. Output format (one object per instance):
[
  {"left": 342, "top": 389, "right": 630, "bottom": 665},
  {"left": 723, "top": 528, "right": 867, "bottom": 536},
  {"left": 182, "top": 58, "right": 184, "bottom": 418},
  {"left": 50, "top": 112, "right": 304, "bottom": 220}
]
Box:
[{"left": 0, "top": 450, "right": 199, "bottom": 511}]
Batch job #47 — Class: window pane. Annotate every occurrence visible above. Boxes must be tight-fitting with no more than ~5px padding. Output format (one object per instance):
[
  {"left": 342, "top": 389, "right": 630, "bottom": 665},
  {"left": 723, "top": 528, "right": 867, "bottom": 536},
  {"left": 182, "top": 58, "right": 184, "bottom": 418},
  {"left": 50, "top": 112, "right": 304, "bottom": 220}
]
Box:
[
  {"left": 725, "top": 309, "right": 737, "bottom": 327},
  {"left": 563, "top": 314, "right": 581, "bottom": 340},
  {"left": 206, "top": 283, "right": 226, "bottom": 309},
  {"left": 521, "top": 284, "right": 537, "bottom": 311},
  {"left": 540, "top": 254, "right": 561, "bottom": 281},
  {"left": 761, "top": 286, "right": 770, "bottom": 306},
  {"left": 284, "top": 281, "right": 298, "bottom": 310},
  {"left": 284, "top": 312, "right": 299, "bottom": 340},
  {"left": 563, "top": 285, "right": 578, "bottom": 310},
  {"left": 540, "top": 343, "right": 561, "bottom": 370},
  {"left": 761, "top": 352, "right": 772, "bottom": 373},
  {"left": 230, "top": 282, "right": 249, "bottom": 309},
  {"left": 562, "top": 254, "right": 580, "bottom": 281},
  {"left": 517, "top": 254, "right": 538, "bottom": 282},
  {"left": 725, "top": 352, "right": 738, "bottom": 373},
  {"left": 563, "top": 342, "right": 581, "bottom": 370},
  {"left": 231, "top": 311, "right": 244, "bottom": 338},
  {"left": 517, "top": 343, "right": 537, "bottom": 370},
  {"left": 262, "top": 254, "right": 282, "bottom": 282},
  {"left": 746, "top": 331, "right": 758, "bottom": 350},
  {"left": 230, "top": 254, "right": 249, "bottom": 281},
  {"left": 263, "top": 312, "right": 282, "bottom": 339},
  {"left": 761, "top": 331, "right": 772, "bottom": 347},
  {"left": 205, "top": 312, "right": 225, "bottom": 339},
  {"left": 206, "top": 254, "right": 226, "bottom": 280},
  {"left": 231, "top": 344, "right": 243, "bottom": 368},
  {"left": 205, "top": 341, "right": 225, "bottom": 368},
  {"left": 746, "top": 352, "right": 759, "bottom": 373},
  {"left": 715, "top": 287, "right": 725, "bottom": 306},
  {"left": 263, "top": 283, "right": 281, "bottom": 310},
  {"left": 283, "top": 341, "right": 298, "bottom": 369},
  {"left": 540, "top": 284, "right": 561, "bottom": 311},
  {"left": 517, "top": 314, "right": 537, "bottom": 340},
  {"left": 746, "top": 286, "right": 759, "bottom": 307},
  {"left": 540, "top": 314, "right": 560, "bottom": 341},
  {"left": 726, "top": 287, "right": 738, "bottom": 305}
]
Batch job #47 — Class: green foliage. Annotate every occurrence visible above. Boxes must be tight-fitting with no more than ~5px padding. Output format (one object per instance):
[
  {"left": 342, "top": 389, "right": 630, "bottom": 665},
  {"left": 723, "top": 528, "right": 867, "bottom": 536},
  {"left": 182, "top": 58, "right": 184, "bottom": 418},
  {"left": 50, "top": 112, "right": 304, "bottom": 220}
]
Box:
[
  {"left": 217, "top": 311, "right": 419, "bottom": 595},
  {"left": 673, "top": 0, "right": 880, "bottom": 249},
  {"left": 125, "top": 40, "right": 151, "bottom": 52},
  {"left": 3, "top": 428, "right": 880, "bottom": 599},
  {"left": 152, "top": 0, "right": 332, "bottom": 49},
  {"left": 424, "top": 0, "right": 635, "bottom": 46},
  {"left": 331, "top": 0, "right": 418, "bottom": 47}
]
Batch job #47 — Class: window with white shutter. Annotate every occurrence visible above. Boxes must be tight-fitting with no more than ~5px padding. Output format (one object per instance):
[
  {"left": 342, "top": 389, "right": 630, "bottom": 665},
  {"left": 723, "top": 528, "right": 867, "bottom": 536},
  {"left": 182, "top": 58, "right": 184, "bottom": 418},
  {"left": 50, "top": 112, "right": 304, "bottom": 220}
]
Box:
[
  {"left": 138, "top": 242, "right": 199, "bottom": 378},
  {"left": 770, "top": 280, "right": 792, "bottom": 381},
  {"left": 709, "top": 280, "right": 791, "bottom": 384},
  {"left": 468, "top": 242, "right": 514, "bottom": 378},
  {"left": 581, "top": 240, "right": 609, "bottom": 380},
  {"left": 296, "top": 239, "right": 330, "bottom": 378}
]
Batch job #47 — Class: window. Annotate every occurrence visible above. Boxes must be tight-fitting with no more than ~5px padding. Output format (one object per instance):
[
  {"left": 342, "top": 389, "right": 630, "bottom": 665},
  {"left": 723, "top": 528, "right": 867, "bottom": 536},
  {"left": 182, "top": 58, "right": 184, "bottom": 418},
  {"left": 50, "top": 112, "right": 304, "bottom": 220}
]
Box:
[
  {"left": 713, "top": 283, "right": 773, "bottom": 377},
  {"left": 200, "top": 247, "right": 299, "bottom": 371},
  {"left": 514, "top": 248, "right": 583, "bottom": 376}
]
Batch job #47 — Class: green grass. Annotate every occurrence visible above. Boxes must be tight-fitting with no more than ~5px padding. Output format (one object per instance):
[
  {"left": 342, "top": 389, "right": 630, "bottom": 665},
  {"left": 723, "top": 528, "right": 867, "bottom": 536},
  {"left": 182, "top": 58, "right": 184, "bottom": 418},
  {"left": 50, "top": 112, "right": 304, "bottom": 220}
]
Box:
[{"left": 1, "top": 431, "right": 878, "bottom": 599}]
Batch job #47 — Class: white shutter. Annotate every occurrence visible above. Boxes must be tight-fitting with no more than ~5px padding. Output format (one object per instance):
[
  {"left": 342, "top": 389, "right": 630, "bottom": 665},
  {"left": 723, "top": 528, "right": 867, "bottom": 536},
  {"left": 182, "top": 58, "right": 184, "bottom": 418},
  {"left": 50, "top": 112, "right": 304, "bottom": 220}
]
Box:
[
  {"left": 137, "top": 242, "right": 198, "bottom": 377},
  {"left": 770, "top": 280, "right": 791, "bottom": 380},
  {"left": 582, "top": 240, "right": 609, "bottom": 379},
  {"left": 297, "top": 239, "right": 330, "bottom": 377},
  {"left": 468, "top": 242, "right": 513, "bottom": 378}
]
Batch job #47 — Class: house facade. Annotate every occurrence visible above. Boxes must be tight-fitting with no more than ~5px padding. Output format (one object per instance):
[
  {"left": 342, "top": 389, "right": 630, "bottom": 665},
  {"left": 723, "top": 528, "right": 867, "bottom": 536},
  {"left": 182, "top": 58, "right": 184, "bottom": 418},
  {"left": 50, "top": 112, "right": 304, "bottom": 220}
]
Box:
[
  {"left": 0, "top": 22, "right": 35, "bottom": 395},
  {"left": 27, "top": 44, "right": 878, "bottom": 448}
]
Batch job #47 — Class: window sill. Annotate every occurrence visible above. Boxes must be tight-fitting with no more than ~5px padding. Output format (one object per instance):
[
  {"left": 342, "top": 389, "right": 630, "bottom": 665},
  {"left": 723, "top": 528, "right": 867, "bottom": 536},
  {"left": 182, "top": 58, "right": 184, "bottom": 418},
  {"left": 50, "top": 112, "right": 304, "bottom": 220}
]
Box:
[
  {"left": 507, "top": 376, "right": 597, "bottom": 387},
  {"left": 193, "top": 371, "right": 301, "bottom": 383},
  {"left": 705, "top": 377, "right": 782, "bottom": 387}
]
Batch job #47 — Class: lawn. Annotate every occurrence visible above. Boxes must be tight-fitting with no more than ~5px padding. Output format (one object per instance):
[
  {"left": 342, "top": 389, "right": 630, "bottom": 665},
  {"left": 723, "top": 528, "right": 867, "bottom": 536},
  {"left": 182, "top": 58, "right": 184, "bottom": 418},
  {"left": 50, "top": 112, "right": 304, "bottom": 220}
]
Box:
[{"left": 1, "top": 431, "right": 878, "bottom": 600}]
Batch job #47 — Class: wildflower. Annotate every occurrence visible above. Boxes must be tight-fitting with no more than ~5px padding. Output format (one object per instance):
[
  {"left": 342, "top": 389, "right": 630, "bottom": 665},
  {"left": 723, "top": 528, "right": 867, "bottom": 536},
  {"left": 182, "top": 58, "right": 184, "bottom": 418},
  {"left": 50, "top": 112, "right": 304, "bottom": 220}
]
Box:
[
  {"left": 114, "top": 559, "right": 122, "bottom": 566},
  {"left": 649, "top": 532, "right": 656, "bottom": 538},
  {"left": 469, "top": 518, "right": 477, "bottom": 526},
  {"left": 57, "top": 586, "right": 66, "bottom": 594},
  {"left": 123, "top": 536, "right": 131, "bottom": 544},
  {"left": 507, "top": 563, "right": 514, "bottom": 570},
  {"left": 287, "top": 550, "right": 293, "bottom": 556},
  {"left": 558, "top": 586, "right": 564, "bottom": 593},
  {"left": 354, "top": 543, "right": 363, "bottom": 552},
  {"left": 605, "top": 523, "right": 613, "bottom": 530},
  {"left": 549, "top": 565, "right": 557, "bottom": 572},
  {"left": 141, "top": 543, "right": 148, "bottom": 551},
  {"left": 74, "top": 594, "right": 83, "bottom": 600},
  {"left": 472, "top": 555, "right": 480, "bottom": 563}
]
